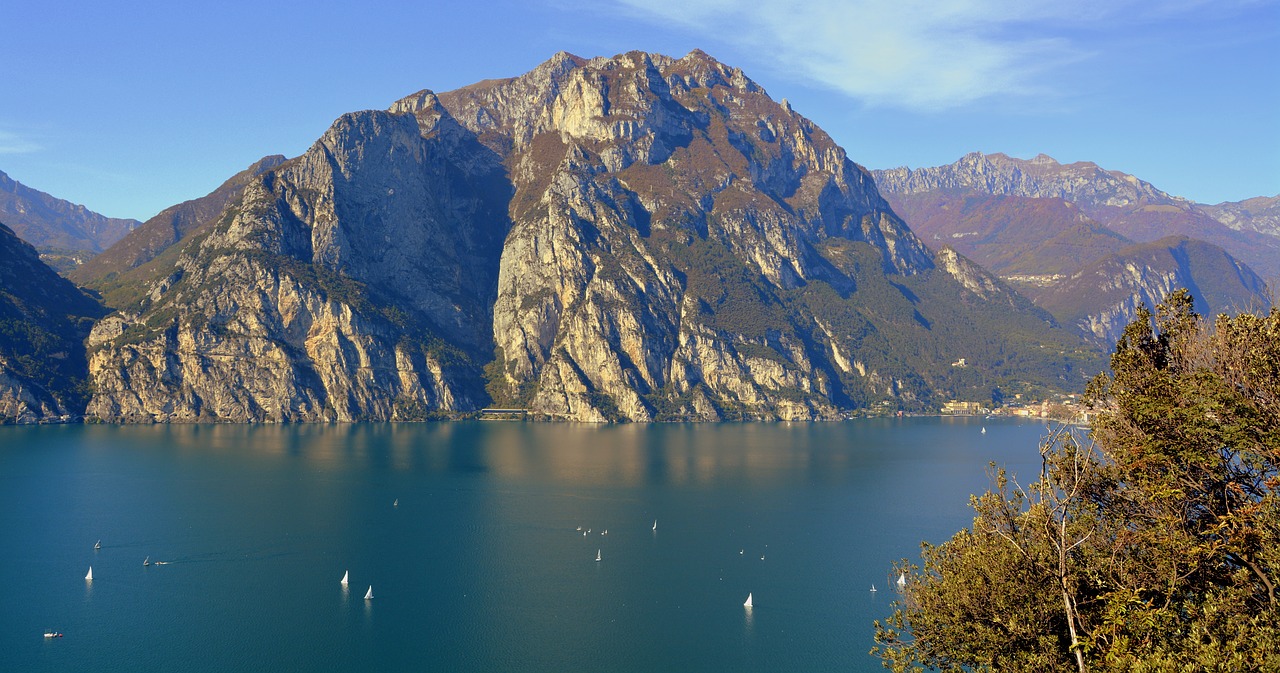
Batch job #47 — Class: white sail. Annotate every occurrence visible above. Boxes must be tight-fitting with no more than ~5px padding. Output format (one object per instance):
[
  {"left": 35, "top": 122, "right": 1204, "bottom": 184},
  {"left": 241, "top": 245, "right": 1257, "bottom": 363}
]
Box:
[
  {"left": 341, "top": 570, "right": 349, "bottom": 585},
  {"left": 870, "top": 584, "right": 877, "bottom": 592},
  {"left": 364, "top": 585, "right": 373, "bottom": 600},
  {"left": 85, "top": 566, "right": 93, "bottom": 581},
  {"left": 652, "top": 519, "right": 657, "bottom": 531},
  {"left": 743, "top": 592, "right": 753, "bottom": 608},
  {"left": 897, "top": 572, "right": 906, "bottom": 587},
  {"left": 94, "top": 540, "right": 100, "bottom": 550},
  {"left": 143, "top": 556, "right": 149, "bottom": 566},
  {"left": 596, "top": 549, "right": 602, "bottom": 562}
]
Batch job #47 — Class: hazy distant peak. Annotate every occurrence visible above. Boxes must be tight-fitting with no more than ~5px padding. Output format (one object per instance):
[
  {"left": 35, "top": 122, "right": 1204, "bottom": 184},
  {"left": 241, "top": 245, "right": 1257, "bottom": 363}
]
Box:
[{"left": 873, "top": 151, "right": 1187, "bottom": 211}]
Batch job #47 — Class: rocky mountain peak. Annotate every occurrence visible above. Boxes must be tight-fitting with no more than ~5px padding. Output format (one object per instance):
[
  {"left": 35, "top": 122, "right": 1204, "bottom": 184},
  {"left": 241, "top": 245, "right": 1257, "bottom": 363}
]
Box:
[{"left": 80, "top": 51, "right": 1095, "bottom": 423}]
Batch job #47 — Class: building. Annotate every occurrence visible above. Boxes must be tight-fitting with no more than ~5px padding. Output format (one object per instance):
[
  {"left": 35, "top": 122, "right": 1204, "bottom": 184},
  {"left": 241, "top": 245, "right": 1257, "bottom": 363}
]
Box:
[{"left": 941, "top": 400, "right": 984, "bottom": 415}]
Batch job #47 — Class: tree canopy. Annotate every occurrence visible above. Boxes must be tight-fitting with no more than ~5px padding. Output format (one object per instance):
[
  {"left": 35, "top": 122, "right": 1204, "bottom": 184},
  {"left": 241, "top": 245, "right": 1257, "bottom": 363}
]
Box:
[{"left": 874, "top": 289, "right": 1280, "bottom": 671}]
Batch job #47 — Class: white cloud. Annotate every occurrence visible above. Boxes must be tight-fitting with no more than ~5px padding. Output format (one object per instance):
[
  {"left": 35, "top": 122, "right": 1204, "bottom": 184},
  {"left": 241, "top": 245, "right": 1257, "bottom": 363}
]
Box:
[
  {"left": 0, "top": 130, "right": 41, "bottom": 154},
  {"left": 612, "top": 0, "right": 1222, "bottom": 110}
]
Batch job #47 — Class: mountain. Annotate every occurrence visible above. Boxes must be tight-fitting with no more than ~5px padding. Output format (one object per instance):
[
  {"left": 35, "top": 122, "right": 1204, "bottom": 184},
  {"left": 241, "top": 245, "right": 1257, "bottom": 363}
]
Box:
[
  {"left": 1035, "top": 236, "right": 1270, "bottom": 344},
  {"left": 0, "top": 169, "right": 140, "bottom": 267},
  {"left": 873, "top": 152, "right": 1280, "bottom": 282},
  {"left": 1197, "top": 194, "right": 1280, "bottom": 239},
  {"left": 84, "top": 51, "right": 1101, "bottom": 423},
  {"left": 0, "top": 222, "right": 107, "bottom": 422},
  {"left": 68, "top": 154, "right": 287, "bottom": 303}
]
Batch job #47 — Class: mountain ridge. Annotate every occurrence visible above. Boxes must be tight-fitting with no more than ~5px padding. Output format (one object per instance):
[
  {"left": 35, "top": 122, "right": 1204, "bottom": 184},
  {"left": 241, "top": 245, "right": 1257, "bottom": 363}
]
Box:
[
  {"left": 0, "top": 169, "right": 140, "bottom": 268},
  {"left": 80, "top": 50, "right": 1101, "bottom": 423},
  {"left": 873, "top": 152, "right": 1280, "bottom": 282},
  {"left": 872, "top": 154, "right": 1273, "bottom": 345}
]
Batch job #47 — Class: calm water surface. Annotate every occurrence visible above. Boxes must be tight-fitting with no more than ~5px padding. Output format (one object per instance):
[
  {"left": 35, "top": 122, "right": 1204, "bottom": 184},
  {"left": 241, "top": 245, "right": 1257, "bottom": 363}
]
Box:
[{"left": 0, "top": 418, "right": 1058, "bottom": 672}]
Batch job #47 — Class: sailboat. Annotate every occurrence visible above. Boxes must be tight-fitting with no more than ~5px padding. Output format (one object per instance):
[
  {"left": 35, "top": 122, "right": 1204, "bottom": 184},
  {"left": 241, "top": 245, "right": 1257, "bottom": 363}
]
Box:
[
  {"left": 143, "top": 556, "right": 150, "bottom": 566},
  {"left": 652, "top": 519, "right": 657, "bottom": 531},
  {"left": 743, "top": 592, "right": 753, "bottom": 608},
  {"left": 341, "top": 570, "right": 349, "bottom": 586},
  {"left": 870, "top": 584, "right": 877, "bottom": 592},
  {"left": 393, "top": 499, "right": 398, "bottom": 507},
  {"left": 897, "top": 572, "right": 907, "bottom": 588},
  {"left": 364, "top": 585, "right": 374, "bottom": 600},
  {"left": 94, "top": 540, "right": 101, "bottom": 550},
  {"left": 596, "top": 549, "right": 602, "bottom": 562},
  {"left": 981, "top": 427, "right": 986, "bottom": 434},
  {"left": 85, "top": 566, "right": 93, "bottom": 581}
]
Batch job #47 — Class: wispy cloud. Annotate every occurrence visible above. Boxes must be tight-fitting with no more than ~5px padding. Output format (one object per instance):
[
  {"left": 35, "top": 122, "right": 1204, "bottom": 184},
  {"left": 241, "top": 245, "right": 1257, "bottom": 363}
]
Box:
[
  {"left": 0, "top": 130, "right": 41, "bottom": 154},
  {"left": 612, "top": 0, "right": 1227, "bottom": 110}
]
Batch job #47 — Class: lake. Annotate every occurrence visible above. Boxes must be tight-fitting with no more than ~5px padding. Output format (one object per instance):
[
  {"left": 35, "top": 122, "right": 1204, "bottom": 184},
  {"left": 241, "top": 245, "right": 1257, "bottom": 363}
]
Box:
[{"left": 0, "top": 418, "right": 1058, "bottom": 672}]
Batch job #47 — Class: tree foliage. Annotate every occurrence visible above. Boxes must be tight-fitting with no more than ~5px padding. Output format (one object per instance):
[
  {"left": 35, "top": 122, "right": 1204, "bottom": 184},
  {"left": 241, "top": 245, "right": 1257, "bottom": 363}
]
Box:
[{"left": 874, "top": 289, "right": 1280, "bottom": 671}]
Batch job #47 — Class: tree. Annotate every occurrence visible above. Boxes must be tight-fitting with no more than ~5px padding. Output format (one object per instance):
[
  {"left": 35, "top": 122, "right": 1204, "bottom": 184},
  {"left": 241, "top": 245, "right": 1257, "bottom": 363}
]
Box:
[{"left": 874, "top": 290, "right": 1280, "bottom": 671}]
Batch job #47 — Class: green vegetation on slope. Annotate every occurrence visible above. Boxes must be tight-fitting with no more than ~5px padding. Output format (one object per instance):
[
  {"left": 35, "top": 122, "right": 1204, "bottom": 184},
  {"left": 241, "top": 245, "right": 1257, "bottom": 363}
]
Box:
[{"left": 874, "top": 290, "right": 1279, "bottom": 670}]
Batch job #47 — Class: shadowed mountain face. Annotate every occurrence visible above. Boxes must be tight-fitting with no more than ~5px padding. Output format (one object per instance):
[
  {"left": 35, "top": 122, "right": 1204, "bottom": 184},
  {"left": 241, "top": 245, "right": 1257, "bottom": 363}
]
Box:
[
  {"left": 874, "top": 154, "right": 1273, "bottom": 345},
  {"left": 0, "top": 223, "right": 106, "bottom": 422},
  {"left": 1036, "top": 236, "right": 1271, "bottom": 344},
  {"left": 83, "top": 51, "right": 1100, "bottom": 422},
  {"left": 0, "top": 169, "right": 140, "bottom": 269}
]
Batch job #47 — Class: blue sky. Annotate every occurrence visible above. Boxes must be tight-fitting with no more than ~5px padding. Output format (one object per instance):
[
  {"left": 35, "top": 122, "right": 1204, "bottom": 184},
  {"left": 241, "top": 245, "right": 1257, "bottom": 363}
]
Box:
[{"left": 1, "top": 0, "right": 1276, "bottom": 221}]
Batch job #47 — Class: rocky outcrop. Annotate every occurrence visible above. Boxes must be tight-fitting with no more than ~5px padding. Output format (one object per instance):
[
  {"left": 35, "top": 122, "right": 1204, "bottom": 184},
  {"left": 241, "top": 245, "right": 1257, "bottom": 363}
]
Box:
[{"left": 85, "top": 51, "right": 1100, "bottom": 422}]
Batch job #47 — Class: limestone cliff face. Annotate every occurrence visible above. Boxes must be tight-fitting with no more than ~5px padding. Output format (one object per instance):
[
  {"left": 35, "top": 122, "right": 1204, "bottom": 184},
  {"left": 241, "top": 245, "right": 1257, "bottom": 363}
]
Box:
[
  {"left": 86, "top": 99, "right": 509, "bottom": 422},
  {"left": 412, "top": 51, "right": 936, "bottom": 420},
  {"left": 86, "top": 51, "right": 1097, "bottom": 422}
]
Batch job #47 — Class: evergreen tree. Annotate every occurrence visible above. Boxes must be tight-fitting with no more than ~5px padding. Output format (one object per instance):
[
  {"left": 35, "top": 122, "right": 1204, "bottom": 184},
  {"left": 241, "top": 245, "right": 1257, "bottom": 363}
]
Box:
[{"left": 874, "top": 289, "right": 1280, "bottom": 671}]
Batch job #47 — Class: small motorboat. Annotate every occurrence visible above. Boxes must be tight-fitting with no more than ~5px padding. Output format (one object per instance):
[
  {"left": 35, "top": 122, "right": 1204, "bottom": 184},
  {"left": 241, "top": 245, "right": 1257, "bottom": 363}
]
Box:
[{"left": 44, "top": 631, "right": 63, "bottom": 638}]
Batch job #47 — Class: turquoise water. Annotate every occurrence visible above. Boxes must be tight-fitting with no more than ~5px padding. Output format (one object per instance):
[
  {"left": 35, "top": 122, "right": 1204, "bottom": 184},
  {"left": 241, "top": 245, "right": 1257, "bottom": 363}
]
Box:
[{"left": 0, "top": 419, "right": 1053, "bottom": 672}]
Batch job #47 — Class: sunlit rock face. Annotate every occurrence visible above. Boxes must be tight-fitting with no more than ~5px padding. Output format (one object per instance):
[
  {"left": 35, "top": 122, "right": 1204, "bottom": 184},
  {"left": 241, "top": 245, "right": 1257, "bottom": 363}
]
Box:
[{"left": 87, "top": 51, "right": 1093, "bottom": 422}]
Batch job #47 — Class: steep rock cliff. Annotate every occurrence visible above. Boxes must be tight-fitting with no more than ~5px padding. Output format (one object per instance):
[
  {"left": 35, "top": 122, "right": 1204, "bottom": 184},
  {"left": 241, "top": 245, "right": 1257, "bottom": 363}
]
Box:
[
  {"left": 86, "top": 51, "right": 1100, "bottom": 421},
  {"left": 86, "top": 101, "right": 509, "bottom": 421}
]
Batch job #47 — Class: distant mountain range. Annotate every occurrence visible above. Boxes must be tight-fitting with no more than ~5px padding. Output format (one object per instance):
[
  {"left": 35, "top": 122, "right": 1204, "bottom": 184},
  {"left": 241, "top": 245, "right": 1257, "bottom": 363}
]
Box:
[
  {"left": 873, "top": 153, "right": 1275, "bottom": 343},
  {"left": 0, "top": 169, "right": 139, "bottom": 270}
]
